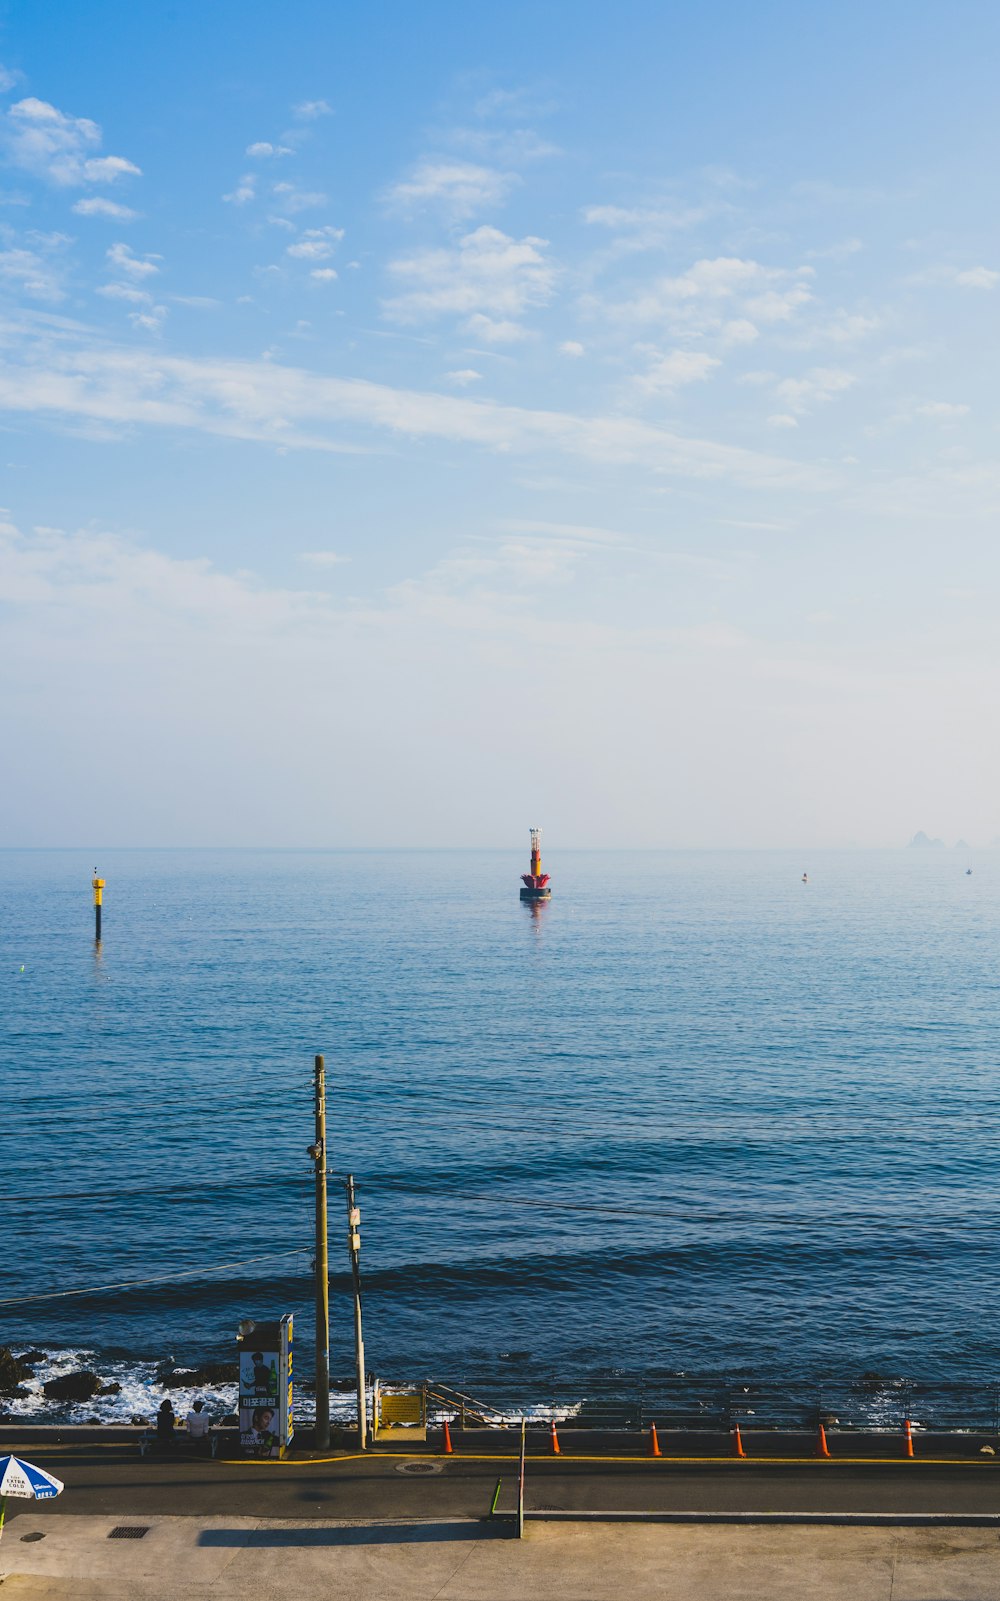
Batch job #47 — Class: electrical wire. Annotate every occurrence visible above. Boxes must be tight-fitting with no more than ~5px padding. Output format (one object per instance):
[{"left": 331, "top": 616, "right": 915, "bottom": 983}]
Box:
[{"left": 0, "top": 1248, "right": 312, "bottom": 1309}]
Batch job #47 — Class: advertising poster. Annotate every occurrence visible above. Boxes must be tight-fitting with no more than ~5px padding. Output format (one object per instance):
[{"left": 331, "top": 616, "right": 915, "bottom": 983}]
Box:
[{"left": 238, "top": 1316, "right": 293, "bottom": 1457}]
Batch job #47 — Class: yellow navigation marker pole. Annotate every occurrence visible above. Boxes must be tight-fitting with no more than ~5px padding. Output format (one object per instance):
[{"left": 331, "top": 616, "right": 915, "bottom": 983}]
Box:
[{"left": 92, "top": 869, "right": 105, "bottom": 943}]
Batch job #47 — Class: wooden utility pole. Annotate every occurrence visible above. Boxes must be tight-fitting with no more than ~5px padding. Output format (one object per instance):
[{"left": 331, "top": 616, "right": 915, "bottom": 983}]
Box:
[
  {"left": 346, "top": 1173, "right": 367, "bottom": 1449},
  {"left": 312, "top": 1055, "right": 330, "bottom": 1450}
]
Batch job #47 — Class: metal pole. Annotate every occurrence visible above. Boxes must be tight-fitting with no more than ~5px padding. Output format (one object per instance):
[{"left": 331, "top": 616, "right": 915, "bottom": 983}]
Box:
[
  {"left": 346, "top": 1173, "right": 367, "bottom": 1449},
  {"left": 313, "top": 1055, "right": 330, "bottom": 1450},
  {"left": 517, "top": 1418, "right": 526, "bottom": 1539},
  {"left": 92, "top": 870, "right": 104, "bottom": 943}
]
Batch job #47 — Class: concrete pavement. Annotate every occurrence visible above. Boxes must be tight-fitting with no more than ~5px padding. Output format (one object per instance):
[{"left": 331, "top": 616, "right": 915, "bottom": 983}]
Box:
[{"left": 4, "top": 1513, "right": 1000, "bottom": 1599}]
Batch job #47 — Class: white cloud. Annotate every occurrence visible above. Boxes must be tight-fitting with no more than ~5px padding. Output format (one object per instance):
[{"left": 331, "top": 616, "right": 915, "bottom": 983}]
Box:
[
  {"left": 744, "top": 285, "right": 814, "bottom": 323},
  {"left": 97, "top": 282, "right": 152, "bottom": 303},
  {"left": 246, "top": 141, "right": 292, "bottom": 158},
  {"left": 602, "top": 257, "right": 814, "bottom": 332},
  {"left": 0, "top": 241, "right": 66, "bottom": 301},
  {"left": 0, "top": 64, "right": 21, "bottom": 93},
  {"left": 293, "top": 100, "right": 333, "bottom": 120},
  {"left": 720, "top": 319, "right": 759, "bottom": 345},
  {"left": 107, "top": 241, "right": 159, "bottom": 278},
  {"left": 72, "top": 196, "right": 138, "bottom": 220},
  {"left": 383, "top": 225, "right": 556, "bottom": 339},
  {"left": 773, "top": 367, "right": 855, "bottom": 415},
  {"left": 582, "top": 201, "right": 712, "bottom": 253},
  {"left": 908, "top": 264, "right": 1000, "bottom": 290},
  {"left": 286, "top": 225, "right": 344, "bottom": 261},
  {"left": 915, "top": 401, "right": 970, "bottom": 419},
  {"left": 272, "top": 182, "right": 327, "bottom": 214},
  {"left": 791, "top": 310, "right": 880, "bottom": 346},
  {"left": 385, "top": 160, "right": 518, "bottom": 219},
  {"left": 128, "top": 305, "right": 167, "bottom": 334},
  {"left": 806, "top": 238, "right": 863, "bottom": 260},
  {"left": 3, "top": 98, "right": 140, "bottom": 187},
  {"left": 0, "top": 324, "right": 824, "bottom": 489},
  {"left": 223, "top": 174, "right": 256, "bottom": 205},
  {"left": 298, "top": 550, "right": 350, "bottom": 565},
  {"left": 955, "top": 266, "right": 999, "bottom": 289},
  {"left": 767, "top": 413, "right": 798, "bottom": 429},
  {"left": 310, "top": 267, "right": 338, "bottom": 283},
  {"left": 464, "top": 313, "right": 530, "bottom": 344},
  {"left": 633, "top": 348, "right": 721, "bottom": 395},
  {"left": 559, "top": 340, "right": 585, "bottom": 356},
  {"left": 446, "top": 368, "right": 482, "bottom": 386}
]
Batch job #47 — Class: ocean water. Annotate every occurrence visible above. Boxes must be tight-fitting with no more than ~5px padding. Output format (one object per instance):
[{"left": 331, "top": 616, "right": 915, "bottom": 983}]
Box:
[{"left": 3, "top": 847, "right": 1000, "bottom": 1427}]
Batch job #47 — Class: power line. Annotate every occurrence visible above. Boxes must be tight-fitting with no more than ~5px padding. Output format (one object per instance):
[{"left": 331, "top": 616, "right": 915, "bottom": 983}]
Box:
[
  {"left": 0, "top": 1172, "right": 313, "bottom": 1205},
  {"left": 0, "top": 1248, "right": 311, "bottom": 1309}
]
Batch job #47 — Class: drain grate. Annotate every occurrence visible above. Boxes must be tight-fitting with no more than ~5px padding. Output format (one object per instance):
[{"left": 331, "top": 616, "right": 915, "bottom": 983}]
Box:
[{"left": 108, "top": 1526, "right": 150, "bottom": 1540}]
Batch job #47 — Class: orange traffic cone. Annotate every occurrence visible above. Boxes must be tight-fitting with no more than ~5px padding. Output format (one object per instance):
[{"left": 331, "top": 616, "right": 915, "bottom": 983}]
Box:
[
  {"left": 817, "top": 1423, "right": 831, "bottom": 1459},
  {"left": 550, "top": 1419, "right": 561, "bottom": 1455},
  {"left": 442, "top": 1418, "right": 453, "bottom": 1455},
  {"left": 649, "top": 1423, "right": 661, "bottom": 1458},
  {"left": 904, "top": 1418, "right": 914, "bottom": 1459},
  {"left": 732, "top": 1425, "right": 746, "bottom": 1459}
]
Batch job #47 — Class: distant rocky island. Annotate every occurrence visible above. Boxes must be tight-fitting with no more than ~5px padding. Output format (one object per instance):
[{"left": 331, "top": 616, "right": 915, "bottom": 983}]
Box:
[{"left": 907, "top": 832, "right": 997, "bottom": 849}]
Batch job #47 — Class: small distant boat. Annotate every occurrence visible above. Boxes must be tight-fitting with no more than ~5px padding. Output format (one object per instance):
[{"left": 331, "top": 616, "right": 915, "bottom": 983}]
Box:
[
  {"left": 802, "top": 873, "right": 808, "bottom": 883},
  {"left": 966, "top": 868, "right": 973, "bottom": 875}
]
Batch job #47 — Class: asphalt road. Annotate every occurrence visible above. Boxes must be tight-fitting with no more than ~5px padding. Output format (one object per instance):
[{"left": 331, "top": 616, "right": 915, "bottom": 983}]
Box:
[{"left": 5, "top": 1441, "right": 1000, "bottom": 1525}]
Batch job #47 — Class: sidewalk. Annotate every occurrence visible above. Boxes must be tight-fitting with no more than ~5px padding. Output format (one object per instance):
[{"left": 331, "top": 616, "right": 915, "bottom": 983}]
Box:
[{"left": 4, "top": 1512, "right": 1000, "bottom": 1600}]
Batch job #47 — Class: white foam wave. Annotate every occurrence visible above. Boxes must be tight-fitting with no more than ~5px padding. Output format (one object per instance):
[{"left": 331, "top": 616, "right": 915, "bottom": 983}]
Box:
[{"left": 1, "top": 1348, "right": 364, "bottom": 1426}]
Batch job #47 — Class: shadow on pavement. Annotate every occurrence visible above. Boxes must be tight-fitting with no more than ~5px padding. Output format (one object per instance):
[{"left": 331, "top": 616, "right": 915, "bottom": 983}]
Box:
[{"left": 199, "top": 1521, "right": 500, "bottom": 1547}]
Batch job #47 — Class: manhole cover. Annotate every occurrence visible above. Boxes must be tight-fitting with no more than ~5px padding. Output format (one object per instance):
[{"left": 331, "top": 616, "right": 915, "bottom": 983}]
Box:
[
  {"left": 20, "top": 1532, "right": 45, "bottom": 1543},
  {"left": 395, "top": 1460, "right": 443, "bottom": 1475},
  {"left": 108, "top": 1526, "right": 150, "bottom": 1539}
]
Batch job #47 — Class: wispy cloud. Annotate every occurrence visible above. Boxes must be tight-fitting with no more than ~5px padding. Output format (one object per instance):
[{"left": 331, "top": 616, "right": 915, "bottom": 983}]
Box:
[
  {"left": 0, "top": 321, "right": 826, "bottom": 489},
  {"left": 286, "top": 225, "right": 344, "bottom": 261},
  {"left": 914, "top": 401, "right": 970, "bottom": 419},
  {"left": 0, "top": 232, "right": 69, "bottom": 302},
  {"left": 383, "top": 225, "right": 556, "bottom": 341},
  {"left": 3, "top": 97, "right": 140, "bottom": 187},
  {"left": 293, "top": 99, "right": 332, "bottom": 120},
  {"left": 106, "top": 241, "right": 159, "bottom": 278},
  {"left": 632, "top": 348, "right": 721, "bottom": 395},
  {"left": 223, "top": 173, "right": 256, "bottom": 205},
  {"left": 907, "top": 263, "right": 1000, "bottom": 290},
  {"left": 384, "top": 160, "right": 518, "bottom": 219},
  {"left": 72, "top": 196, "right": 138, "bottom": 221},
  {"left": 583, "top": 201, "right": 715, "bottom": 254},
  {"left": 298, "top": 549, "right": 350, "bottom": 565},
  {"left": 271, "top": 181, "right": 327, "bottom": 214},
  {"left": 772, "top": 366, "right": 855, "bottom": 415},
  {"left": 246, "top": 141, "right": 292, "bottom": 158},
  {"left": 600, "top": 256, "right": 814, "bottom": 330}
]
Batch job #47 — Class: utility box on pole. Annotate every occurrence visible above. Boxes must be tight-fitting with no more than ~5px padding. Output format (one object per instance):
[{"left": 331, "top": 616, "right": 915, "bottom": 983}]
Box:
[{"left": 237, "top": 1315, "right": 294, "bottom": 1458}]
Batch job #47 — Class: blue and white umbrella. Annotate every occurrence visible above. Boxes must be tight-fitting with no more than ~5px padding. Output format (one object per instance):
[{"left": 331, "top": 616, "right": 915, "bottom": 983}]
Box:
[{"left": 0, "top": 1456, "right": 64, "bottom": 1542}]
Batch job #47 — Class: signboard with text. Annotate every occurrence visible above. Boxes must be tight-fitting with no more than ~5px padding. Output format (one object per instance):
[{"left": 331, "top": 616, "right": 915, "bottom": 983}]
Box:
[{"left": 238, "top": 1315, "right": 293, "bottom": 1458}]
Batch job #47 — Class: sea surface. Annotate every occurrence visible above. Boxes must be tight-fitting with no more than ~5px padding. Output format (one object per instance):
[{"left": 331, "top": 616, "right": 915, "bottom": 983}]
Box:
[{"left": 3, "top": 847, "right": 1000, "bottom": 1428}]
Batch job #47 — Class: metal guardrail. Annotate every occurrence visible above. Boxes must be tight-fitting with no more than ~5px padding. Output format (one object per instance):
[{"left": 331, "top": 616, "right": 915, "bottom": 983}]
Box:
[{"left": 420, "top": 1376, "right": 1000, "bottom": 1434}]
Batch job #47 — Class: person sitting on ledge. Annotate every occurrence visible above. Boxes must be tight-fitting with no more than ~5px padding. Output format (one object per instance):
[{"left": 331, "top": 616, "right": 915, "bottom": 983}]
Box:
[
  {"left": 185, "top": 1398, "right": 217, "bottom": 1455},
  {"left": 155, "top": 1398, "right": 177, "bottom": 1447}
]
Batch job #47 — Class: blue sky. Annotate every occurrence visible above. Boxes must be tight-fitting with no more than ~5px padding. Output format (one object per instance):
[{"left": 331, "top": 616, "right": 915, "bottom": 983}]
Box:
[{"left": 1, "top": 0, "right": 999, "bottom": 846}]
